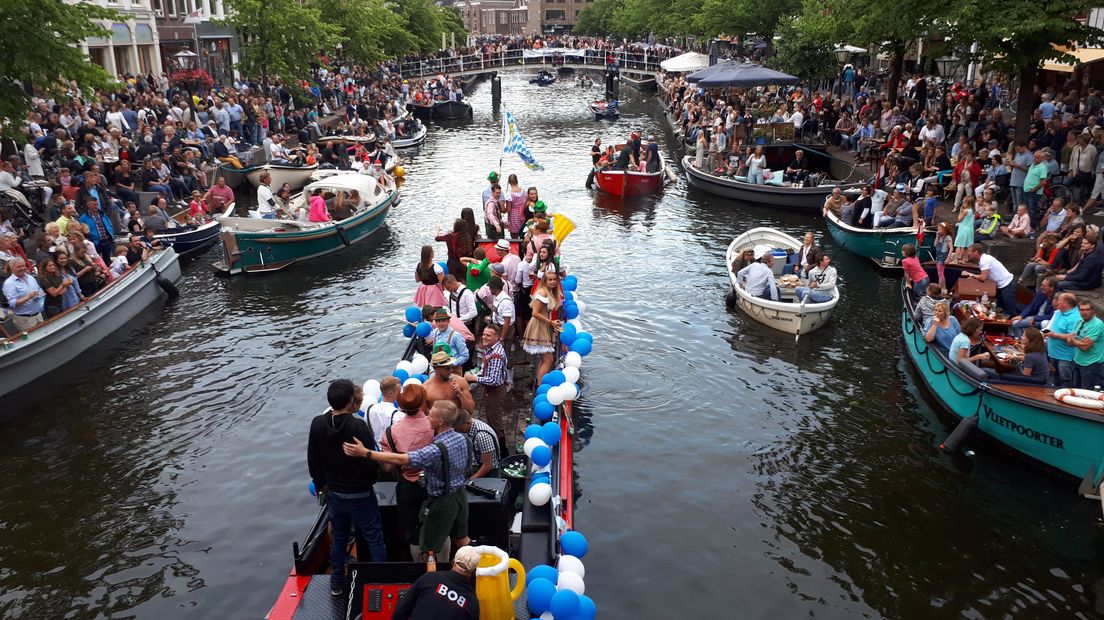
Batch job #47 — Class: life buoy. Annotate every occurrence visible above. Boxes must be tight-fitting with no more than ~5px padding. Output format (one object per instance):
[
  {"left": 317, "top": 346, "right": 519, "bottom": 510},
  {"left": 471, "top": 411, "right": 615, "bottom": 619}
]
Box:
[{"left": 1053, "top": 388, "right": 1104, "bottom": 409}]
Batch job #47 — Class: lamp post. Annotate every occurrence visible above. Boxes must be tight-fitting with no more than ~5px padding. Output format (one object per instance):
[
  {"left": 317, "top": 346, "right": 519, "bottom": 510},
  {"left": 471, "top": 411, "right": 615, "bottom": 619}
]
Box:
[
  {"left": 833, "top": 48, "right": 852, "bottom": 98},
  {"left": 935, "top": 56, "right": 958, "bottom": 80}
]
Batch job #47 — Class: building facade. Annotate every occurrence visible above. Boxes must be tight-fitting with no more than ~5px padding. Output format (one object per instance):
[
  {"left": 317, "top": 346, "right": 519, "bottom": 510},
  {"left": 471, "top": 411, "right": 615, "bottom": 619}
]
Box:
[
  {"left": 77, "top": 0, "right": 162, "bottom": 77},
  {"left": 455, "top": 0, "right": 529, "bottom": 36},
  {"left": 150, "top": 0, "right": 238, "bottom": 83},
  {"left": 524, "top": 0, "right": 593, "bottom": 35}
]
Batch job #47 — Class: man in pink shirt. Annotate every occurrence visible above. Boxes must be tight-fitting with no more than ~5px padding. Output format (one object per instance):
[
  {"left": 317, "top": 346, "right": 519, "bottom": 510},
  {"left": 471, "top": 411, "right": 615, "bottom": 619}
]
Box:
[
  {"left": 202, "top": 176, "right": 235, "bottom": 213},
  {"left": 380, "top": 383, "right": 435, "bottom": 560}
]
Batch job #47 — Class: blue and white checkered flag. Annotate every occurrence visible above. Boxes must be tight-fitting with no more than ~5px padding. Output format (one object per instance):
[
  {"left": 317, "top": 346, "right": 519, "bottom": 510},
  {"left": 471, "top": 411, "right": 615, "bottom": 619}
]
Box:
[{"left": 501, "top": 110, "right": 544, "bottom": 172}]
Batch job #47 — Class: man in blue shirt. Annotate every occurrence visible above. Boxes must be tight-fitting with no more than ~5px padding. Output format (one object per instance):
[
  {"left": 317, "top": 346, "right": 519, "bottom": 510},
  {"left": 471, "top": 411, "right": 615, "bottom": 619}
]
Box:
[
  {"left": 3, "top": 258, "right": 45, "bottom": 332},
  {"left": 1010, "top": 276, "right": 1056, "bottom": 337},
  {"left": 1039, "top": 95, "right": 1055, "bottom": 121},
  {"left": 737, "top": 245, "right": 780, "bottom": 301},
  {"left": 1044, "top": 292, "right": 1081, "bottom": 387},
  {"left": 1008, "top": 142, "right": 1034, "bottom": 209},
  {"left": 426, "top": 308, "right": 469, "bottom": 368}
]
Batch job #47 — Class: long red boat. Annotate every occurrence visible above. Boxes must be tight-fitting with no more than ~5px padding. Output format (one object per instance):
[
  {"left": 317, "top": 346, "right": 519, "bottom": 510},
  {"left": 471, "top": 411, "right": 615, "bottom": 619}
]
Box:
[{"left": 594, "top": 145, "right": 667, "bottom": 197}]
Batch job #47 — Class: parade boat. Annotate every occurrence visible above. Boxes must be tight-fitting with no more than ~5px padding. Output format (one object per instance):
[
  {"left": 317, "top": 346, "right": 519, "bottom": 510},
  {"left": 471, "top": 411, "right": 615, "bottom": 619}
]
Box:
[
  {"left": 589, "top": 100, "right": 620, "bottom": 121},
  {"left": 529, "top": 70, "right": 556, "bottom": 86},
  {"left": 822, "top": 208, "right": 937, "bottom": 268},
  {"left": 432, "top": 100, "right": 473, "bottom": 121},
  {"left": 724, "top": 227, "right": 839, "bottom": 336},
  {"left": 594, "top": 146, "right": 667, "bottom": 197},
  {"left": 901, "top": 267, "right": 1104, "bottom": 496},
  {"left": 244, "top": 163, "right": 320, "bottom": 192},
  {"left": 389, "top": 123, "right": 428, "bottom": 149},
  {"left": 213, "top": 173, "right": 397, "bottom": 275},
  {"left": 681, "top": 144, "right": 864, "bottom": 210},
  {"left": 0, "top": 247, "right": 181, "bottom": 398}
]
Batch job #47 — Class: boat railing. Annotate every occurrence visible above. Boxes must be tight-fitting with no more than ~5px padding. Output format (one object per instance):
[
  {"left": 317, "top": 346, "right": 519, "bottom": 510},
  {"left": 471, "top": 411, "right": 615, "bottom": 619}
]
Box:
[
  {"left": 397, "top": 50, "right": 663, "bottom": 79},
  {"left": 0, "top": 248, "right": 170, "bottom": 344}
]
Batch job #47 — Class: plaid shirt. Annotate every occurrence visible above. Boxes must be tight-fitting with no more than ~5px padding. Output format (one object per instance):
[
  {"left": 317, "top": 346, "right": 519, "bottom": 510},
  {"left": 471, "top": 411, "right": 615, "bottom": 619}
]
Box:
[
  {"left": 408, "top": 429, "right": 470, "bottom": 497},
  {"left": 476, "top": 342, "right": 508, "bottom": 387},
  {"left": 467, "top": 417, "right": 500, "bottom": 471}
]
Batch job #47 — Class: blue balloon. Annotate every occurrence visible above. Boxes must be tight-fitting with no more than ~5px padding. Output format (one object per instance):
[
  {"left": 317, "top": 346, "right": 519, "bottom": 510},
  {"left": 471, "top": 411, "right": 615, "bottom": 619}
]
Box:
[
  {"left": 570, "top": 339, "right": 592, "bottom": 356},
  {"left": 393, "top": 368, "right": 410, "bottom": 382},
  {"left": 308, "top": 480, "right": 317, "bottom": 497},
  {"left": 561, "top": 531, "right": 589, "bottom": 558},
  {"left": 550, "top": 589, "right": 580, "bottom": 619},
  {"left": 526, "top": 578, "right": 556, "bottom": 615},
  {"left": 575, "top": 594, "right": 597, "bottom": 620},
  {"left": 415, "top": 374, "right": 429, "bottom": 383},
  {"left": 437, "top": 260, "right": 449, "bottom": 275},
  {"left": 543, "top": 370, "right": 566, "bottom": 386},
  {"left": 541, "top": 421, "right": 560, "bottom": 446},
  {"left": 404, "top": 306, "right": 422, "bottom": 323},
  {"left": 526, "top": 564, "right": 558, "bottom": 586},
  {"left": 415, "top": 321, "right": 432, "bottom": 338},
  {"left": 531, "top": 472, "right": 551, "bottom": 485},
  {"left": 563, "top": 303, "right": 579, "bottom": 320},
  {"left": 531, "top": 445, "right": 552, "bottom": 467},
  {"left": 560, "top": 322, "right": 577, "bottom": 345},
  {"left": 534, "top": 399, "right": 555, "bottom": 421},
  {"left": 403, "top": 323, "right": 416, "bottom": 338},
  {"left": 536, "top": 384, "right": 552, "bottom": 396},
  {"left": 524, "top": 424, "right": 543, "bottom": 440},
  {"left": 575, "top": 331, "right": 593, "bottom": 342},
  {"left": 564, "top": 291, "right": 574, "bottom": 302},
  {"left": 562, "top": 275, "right": 578, "bottom": 292}
]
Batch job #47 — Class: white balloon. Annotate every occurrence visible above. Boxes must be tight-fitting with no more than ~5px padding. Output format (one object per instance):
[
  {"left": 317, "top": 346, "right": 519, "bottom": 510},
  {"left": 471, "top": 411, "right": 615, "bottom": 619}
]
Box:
[
  {"left": 523, "top": 437, "right": 547, "bottom": 458},
  {"left": 546, "top": 387, "right": 566, "bottom": 406},
  {"left": 562, "top": 366, "right": 580, "bottom": 383},
  {"left": 362, "top": 379, "right": 382, "bottom": 403},
  {"left": 402, "top": 377, "right": 422, "bottom": 387},
  {"left": 567, "top": 318, "right": 583, "bottom": 329},
  {"left": 574, "top": 300, "right": 586, "bottom": 315},
  {"left": 557, "top": 570, "right": 585, "bottom": 595},
  {"left": 528, "top": 482, "right": 552, "bottom": 506},
  {"left": 540, "top": 613, "right": 554, "bottom": 620},
  {"left": 395, "top": 359, "right": 414, "bottom": 374},
  {"left": 557, "top": 554, "right": 585, "bottom": 578},
  {"left": 562, "top": 383, "right": 579, "bottom": 401},
  {"left": 409, "top": 354, "right": 430, "bottom": 375},
  {"left": 564, "top": 352, "right": 583, "bottom": 368}
]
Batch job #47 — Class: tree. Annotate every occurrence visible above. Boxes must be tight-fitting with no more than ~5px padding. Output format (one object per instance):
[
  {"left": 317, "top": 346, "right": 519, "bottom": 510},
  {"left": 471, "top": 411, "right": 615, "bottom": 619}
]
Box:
[
  {"left": 316, "top": 0, "right": 416, "bottom": 65},
  {"left": 0, "top": 0, "right": 123, "bottom": 139},
  {"left": 695, "top": 0, "right": 799, "bottom": 54},
  {"left": 219, "top": 0, "right": 341, "bottom": 86},
  {"left": 947, "top": 0, "right": 1104, "bottom": 138},
  {"left": 394, "top": 0, "right": 466, "bottom": 54},
  {"left": 768, "top": 19, "right": 837, "bottom": 81},
  {"left": 575, "top": 0, "right": 623, "bottom": 36}
]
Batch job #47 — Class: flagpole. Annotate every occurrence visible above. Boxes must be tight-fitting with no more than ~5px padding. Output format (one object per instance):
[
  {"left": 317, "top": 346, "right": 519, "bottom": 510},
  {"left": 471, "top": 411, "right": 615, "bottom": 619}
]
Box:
[{"left": 499, "top": 110, "right": 505, "bottom": 176}]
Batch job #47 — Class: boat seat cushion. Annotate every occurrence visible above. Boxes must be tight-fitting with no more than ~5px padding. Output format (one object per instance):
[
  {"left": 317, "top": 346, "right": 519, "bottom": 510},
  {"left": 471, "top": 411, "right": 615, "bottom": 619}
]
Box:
[
  {"left": 764, "top": 171, "right": 785, "bottom": 187},
  {"left": 732, "top": 176, "right": 749, "bottom": 182}
]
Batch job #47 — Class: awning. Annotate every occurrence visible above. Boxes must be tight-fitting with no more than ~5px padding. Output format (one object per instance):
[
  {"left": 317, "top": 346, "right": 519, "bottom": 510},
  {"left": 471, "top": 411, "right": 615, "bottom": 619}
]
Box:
[
  {"left": 1043, "top": 46, "right": 1104, "bottom": 72},
  {"left": 660, "top": 51, "right": 711, "bottom": 73}
]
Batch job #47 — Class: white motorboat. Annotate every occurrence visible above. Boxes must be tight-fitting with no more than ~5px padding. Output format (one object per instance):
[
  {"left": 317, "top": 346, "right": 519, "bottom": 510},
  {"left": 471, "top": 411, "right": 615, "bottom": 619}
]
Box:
[
  {"left": 0, "top": 247, "right": 182, "bottom": 397},
  {"left": 244, "top": 163, "right": 319, "bottom": 191},
  {"left": 725, "top": 227, "right": 839, "bottom": 336},
  {"left": 390, "top": 123, "right": 428, "bottom": 149}
]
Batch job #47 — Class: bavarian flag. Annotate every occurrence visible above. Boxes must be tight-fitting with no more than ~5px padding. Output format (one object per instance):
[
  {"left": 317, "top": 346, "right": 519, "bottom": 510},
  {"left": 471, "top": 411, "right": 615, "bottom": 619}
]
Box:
[{"left": 501, "top": 110, "right": 544, "bottom": 172}]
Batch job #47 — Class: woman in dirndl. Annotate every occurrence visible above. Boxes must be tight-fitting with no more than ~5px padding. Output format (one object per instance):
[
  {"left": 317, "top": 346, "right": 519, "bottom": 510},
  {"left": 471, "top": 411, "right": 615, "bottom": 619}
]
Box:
[
  {"left": 413, "top": 244, "right": 446, "bottom": 307},
  {"left": 522, "top": 269, "right": 563, "bottom": 386}
]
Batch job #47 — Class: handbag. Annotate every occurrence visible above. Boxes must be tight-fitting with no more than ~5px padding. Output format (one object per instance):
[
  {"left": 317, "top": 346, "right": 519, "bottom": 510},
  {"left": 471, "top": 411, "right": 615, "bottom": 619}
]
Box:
[{"left": 1075, "top": 170, "right": 1092, "bottom": 185}]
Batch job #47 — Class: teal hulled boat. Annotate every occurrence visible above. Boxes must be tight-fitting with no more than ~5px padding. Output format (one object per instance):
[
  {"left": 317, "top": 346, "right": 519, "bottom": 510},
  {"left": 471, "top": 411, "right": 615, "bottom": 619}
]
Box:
[
  {"left": 823, "top": 208, "right": 936, "bottom": 268},
  {"left": 213, "top": 173, "right": 397, "bottom": 275},
  {"left": 900, "top": 275, "right": 1104, "bottom": 495}
]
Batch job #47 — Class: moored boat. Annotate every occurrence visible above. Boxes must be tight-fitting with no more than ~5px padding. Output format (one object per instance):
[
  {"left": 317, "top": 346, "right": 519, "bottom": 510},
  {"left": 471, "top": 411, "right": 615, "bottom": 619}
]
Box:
[
  {"left": 681, "top": 143, "right": 864, "bottom": 210},
  {"left": 900, "top": 267, "right": 1104, "bottom": 494},
  {"left": 405, "top": 101, "right": 434, "bottom": 121},
  {"left": 594, "top": 146, "right": 666, "bottom": 197},
  {"left": 213, "top": 173, "right": 397, "bottom": 275},
  {"left": 0, "top": 247, "right": 182, "bottom": 398},
  {"left": 529, "top": 70, "right": 556, "bottom": 86},
  {"left": 390, "top": 123, "right": 428, "bottom": 149},
  {"left": 725, "top": 227, "right": 839, "bottom": 335},
  {"left": 822, "top": 207, "right": 936, "bottom": 268},
  {"left": 432, "top": 100, "right": 473, "bottom": 121},
  {"left": 244, "top": 163, "right": 320, "bottom": 191},
  {"left": 621, "top": 72, "right": 657, "bottom": 91}
]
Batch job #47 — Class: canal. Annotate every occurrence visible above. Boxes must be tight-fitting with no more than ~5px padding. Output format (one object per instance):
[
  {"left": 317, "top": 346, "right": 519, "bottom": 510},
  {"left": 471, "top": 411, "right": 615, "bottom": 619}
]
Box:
[{"left": 1, "top": 72, "right": 1101, "bottom": 619}]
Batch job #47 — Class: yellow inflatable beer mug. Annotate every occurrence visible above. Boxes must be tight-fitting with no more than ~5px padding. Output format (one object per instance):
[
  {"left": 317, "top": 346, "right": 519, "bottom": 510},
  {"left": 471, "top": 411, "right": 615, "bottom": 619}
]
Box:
[{"left": 472, "top": 545, "right": 526, "bottom": 620}]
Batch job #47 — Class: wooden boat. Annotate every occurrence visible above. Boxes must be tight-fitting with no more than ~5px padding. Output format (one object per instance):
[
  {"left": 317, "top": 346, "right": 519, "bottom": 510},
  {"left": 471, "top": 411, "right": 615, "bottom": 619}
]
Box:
[
  {"left": 589, "top": 100, "right": 620, "bottom": 121},
  {"left": 681, "top": 143, "right": 864, "bottom": 210},
  {"left": 529, "top": 70, "right": 556, "bottom": 86},
  {"left": 389, "top": 123, "right": 428, "bottom": 149},
  {"left": 725, "top": 227, "right": 839, "bottom": 336},
  {"left": 213, "top": 173, "right": 397, "bottom": 275},
  {"left": 0, "top": 247, "right": 182, "bottom": 397},
  {"left": 901, "top": 266, "right": 1104, "bottom": 495},
  {"left": 431, "top": 100, "right": 473, "bottom": 121},
  {"left": 405, "top": 101, "right": 434, "bottom": 121},
  {"left": 244, "top": 163, "right": 319, "bottom": 192},
  {"left": 822, "top": 207, "right": 937, "bottom": 268},
  {"left": 594, "top": 145, "right": 667, "bottom": 197},
  {"left": 621, "top": 72, "right": 657, "bottom": 92},
  {"left": 314, "top": 134, "right": 376, "bottom": 148}
]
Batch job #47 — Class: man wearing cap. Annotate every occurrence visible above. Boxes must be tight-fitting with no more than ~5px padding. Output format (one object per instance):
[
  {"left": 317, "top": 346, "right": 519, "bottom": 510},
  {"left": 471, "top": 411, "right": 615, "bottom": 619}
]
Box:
[
  {"left": 424, "top": 350, "right": 476, "bottom": 413},
  {"left": 308, "top": 379, "right": 387, "bottom": 596},
  {"left": 426, "top": 307, "right": 470, "bottom": 368},
  {"left": 736, "top": 246, "right": 780, "bottom": 301},
  {"left": 380, "top": 384, "right": 435, "bottom": 560},
  {"left": 345, "top": 400, "right": 473, "bottom": 564},
  {"left": 481, "top": 172, "right": 499, "bottom": 210},
  {"left": 390, "top": 544, "right": 480, "bottom": 620}
]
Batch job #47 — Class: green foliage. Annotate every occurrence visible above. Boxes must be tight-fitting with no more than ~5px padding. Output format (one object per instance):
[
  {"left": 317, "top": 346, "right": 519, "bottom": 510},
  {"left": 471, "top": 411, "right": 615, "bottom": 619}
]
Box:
[
  {"left": 316, "top": 0, "right": 416, "bottom": 64},
  {"left": 0, "top": 0, "right": 123, "bottom": 138},
  {"left": 219, "top": 0, "right": 341, "bottom": 85},
  {"left": 767, "top": 20, "right": 837, "bottom": 81},
  {"left": 695, "top": 0, "right": 798, "bottom": 39},
  {"left": 394, "top": 0, "right": 466, "bottom": 54},
  {"left": 574, "top": 0, "right": 623, "bottom": 36}
]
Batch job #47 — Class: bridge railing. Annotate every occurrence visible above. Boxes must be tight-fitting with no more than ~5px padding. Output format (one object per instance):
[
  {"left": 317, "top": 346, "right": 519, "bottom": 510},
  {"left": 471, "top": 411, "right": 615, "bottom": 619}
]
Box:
[{"left": 397, "top": 50, "right": 663, "bottom": 79}]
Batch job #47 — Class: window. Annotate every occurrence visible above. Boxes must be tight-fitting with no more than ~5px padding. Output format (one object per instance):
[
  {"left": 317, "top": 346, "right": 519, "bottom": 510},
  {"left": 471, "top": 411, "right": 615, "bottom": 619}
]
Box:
[
  {"left": 499, "top": 12, "right": 507, "bottom": 24},
  {"left": 167, "top": 0, "right": 175, "bottom": 16},
  {"left": 152, "top": 0, "right": 162, "bottom": 15},
  {"left": 545, "top": 10, "right": 566, "bottom": 20}
]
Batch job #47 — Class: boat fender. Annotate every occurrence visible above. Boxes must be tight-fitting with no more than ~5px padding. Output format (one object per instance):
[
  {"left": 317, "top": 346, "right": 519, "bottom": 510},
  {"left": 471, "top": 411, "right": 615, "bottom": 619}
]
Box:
[
  {"left": 724, "top": 286, "right": 738, "bottom": 309},
  {"left": 336, "top": 226, "right": 351, "bottom": 247},
  {"left": 940, "top": 413, "right": 978, "bottom": 453},
  {"left": 156, "top": 276, "right": 180, "bottom": 299},
  {"left": 1053, "top": 388, "right": 1104, "bottom": 409}
]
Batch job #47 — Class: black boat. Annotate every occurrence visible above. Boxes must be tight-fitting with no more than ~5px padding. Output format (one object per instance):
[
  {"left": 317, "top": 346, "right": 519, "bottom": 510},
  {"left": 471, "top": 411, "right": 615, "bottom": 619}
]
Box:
[
  {"left": 432, "top": 99, "right": 473, "bottom": 121},
  {"left": 529, "top": 70, "right": 556, "bottom": 86},
  {"left": 589, "top": 99, "right": 620, "bottom": 121},
  {"left": 406, "top": 101, "right": 433, "bottom": 121}
]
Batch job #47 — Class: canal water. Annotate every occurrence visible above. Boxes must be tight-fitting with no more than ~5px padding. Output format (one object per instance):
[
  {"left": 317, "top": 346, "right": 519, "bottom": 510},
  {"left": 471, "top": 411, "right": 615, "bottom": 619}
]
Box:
[{"left": 1, "top": 72, "right": 1102, "bottom": 619}]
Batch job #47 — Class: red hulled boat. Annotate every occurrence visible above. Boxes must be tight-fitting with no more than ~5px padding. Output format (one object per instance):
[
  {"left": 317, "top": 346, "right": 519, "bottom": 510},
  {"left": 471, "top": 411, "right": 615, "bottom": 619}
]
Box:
[{"left": 593, "top": 144, "right": 667, "bottom": 197}]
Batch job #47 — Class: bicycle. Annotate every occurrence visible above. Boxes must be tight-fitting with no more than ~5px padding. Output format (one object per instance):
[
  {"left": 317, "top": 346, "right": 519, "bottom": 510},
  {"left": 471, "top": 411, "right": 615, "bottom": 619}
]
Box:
[{"left": 1041, "top": 175, "right": 1073, "bottom": 204}]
